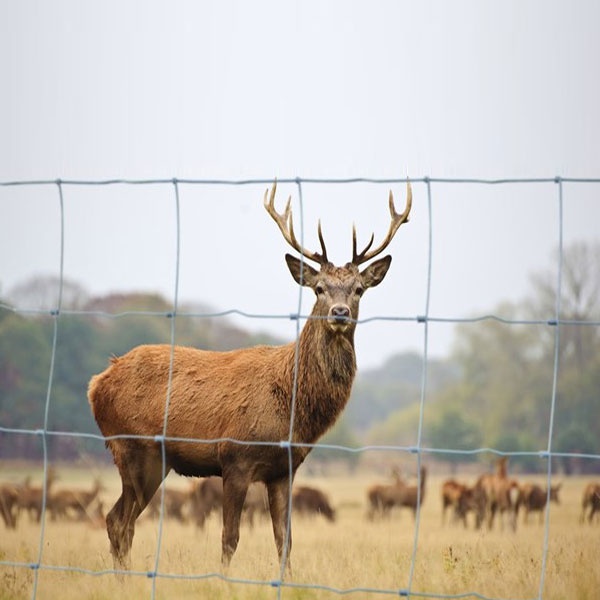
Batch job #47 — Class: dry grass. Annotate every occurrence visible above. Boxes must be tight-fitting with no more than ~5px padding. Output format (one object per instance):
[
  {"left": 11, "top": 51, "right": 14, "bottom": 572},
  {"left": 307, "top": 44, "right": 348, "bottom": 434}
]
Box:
[{"left": 1, "top": 467, "right": 599, "bottom": 599}]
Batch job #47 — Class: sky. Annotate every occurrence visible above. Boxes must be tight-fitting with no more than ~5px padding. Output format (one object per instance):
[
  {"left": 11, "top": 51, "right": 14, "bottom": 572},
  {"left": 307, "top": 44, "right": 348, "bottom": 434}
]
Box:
[{"left": 1, "top": 1, "right": 599, "bottom": 368}]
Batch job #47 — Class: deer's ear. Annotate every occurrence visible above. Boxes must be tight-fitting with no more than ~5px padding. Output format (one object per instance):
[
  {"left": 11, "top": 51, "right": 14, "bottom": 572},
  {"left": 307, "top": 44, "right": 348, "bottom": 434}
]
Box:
[
  {"left": 360, "top": 255, "right": 392, "bottom": 289},
  {"left": 285, "top": 254, "right": 320, "bottom": 287}
]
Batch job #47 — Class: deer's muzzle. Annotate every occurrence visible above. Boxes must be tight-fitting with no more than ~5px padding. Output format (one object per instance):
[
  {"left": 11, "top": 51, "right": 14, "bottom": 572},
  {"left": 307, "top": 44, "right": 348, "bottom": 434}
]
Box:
[{"left": 328, "top": 304, "right": 351, "bottom": 331}]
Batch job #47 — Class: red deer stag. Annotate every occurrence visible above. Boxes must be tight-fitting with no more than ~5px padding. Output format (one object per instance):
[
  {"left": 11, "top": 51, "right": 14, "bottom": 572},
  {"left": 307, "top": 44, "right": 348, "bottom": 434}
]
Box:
[
  {"left": 580, "top": 482, "right": 600, "bottom": 524},
  {"left": 88, "top": 181, "right": 412, "bottom": 571},
  {"left": 514, "top": 482, "right": 561, "bottom": 525}
]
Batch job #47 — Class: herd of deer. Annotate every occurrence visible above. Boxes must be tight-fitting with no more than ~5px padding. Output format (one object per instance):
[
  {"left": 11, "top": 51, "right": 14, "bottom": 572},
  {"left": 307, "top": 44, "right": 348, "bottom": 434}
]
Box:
[
  {"left": 0, "top": 468, "right": 105, "bottom": 529},
  {"left": 0, "top": 470, "right": 335, "bottom": 531},
  {"left": 437, "top": 457, "right": 600, "bottom": 531},
  {"left": 2, "top": 463, "right": 598, "bottom": 535}
]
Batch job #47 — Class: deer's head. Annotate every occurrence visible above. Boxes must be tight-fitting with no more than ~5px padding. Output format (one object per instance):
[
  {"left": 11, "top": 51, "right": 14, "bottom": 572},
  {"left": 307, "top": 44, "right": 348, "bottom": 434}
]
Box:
[{"left": 264, "top": 181, "right": 412, "bottom": 334}]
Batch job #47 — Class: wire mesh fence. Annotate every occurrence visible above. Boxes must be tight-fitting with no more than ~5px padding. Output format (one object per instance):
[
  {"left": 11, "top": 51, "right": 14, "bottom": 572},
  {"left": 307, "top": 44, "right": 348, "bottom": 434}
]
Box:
[{"left": 1, "top": 176, "right": 599, "bottom": 599}]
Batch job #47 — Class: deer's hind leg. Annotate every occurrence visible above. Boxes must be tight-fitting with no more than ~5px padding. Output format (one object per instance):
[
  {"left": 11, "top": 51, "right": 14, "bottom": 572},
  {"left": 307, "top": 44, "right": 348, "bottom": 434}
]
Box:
[{"left": 106, "top": 441, "right": 169, "bottom": 570}]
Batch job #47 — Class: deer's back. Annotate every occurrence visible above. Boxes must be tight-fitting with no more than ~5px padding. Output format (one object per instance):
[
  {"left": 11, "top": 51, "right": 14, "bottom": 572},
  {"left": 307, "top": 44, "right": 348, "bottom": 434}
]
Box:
[{"left": 88, "top": 343, "right": 293, "bottom": 442}]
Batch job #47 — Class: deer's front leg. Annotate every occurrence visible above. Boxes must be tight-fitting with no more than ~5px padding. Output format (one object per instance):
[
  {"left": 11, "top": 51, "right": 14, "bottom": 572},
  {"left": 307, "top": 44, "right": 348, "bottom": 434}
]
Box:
[{"left": 267, "top": 478, "right": 292, "bottom": 573}]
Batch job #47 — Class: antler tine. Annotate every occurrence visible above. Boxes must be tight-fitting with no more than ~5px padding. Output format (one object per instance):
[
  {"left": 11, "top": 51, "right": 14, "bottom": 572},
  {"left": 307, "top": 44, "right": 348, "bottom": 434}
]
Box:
[
  {"left": 352, "top": 181, "right": 412, "bottom": 265},
  {"left": 263, "top": 181, "right": 328, "bottom": 265}
]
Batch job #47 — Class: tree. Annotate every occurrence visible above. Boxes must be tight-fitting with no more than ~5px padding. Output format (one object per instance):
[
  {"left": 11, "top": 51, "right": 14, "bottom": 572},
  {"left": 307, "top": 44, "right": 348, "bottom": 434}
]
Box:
[
  {"left": 425, "top": 406, "right": 482, "bottom": 474},
  {"left": 528, "top": 241, "right": 600, "bottom": 371}
]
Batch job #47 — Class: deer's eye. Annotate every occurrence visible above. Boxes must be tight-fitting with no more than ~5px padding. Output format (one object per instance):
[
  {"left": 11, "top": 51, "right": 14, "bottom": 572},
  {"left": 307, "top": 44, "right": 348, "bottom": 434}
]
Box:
[
  {"left": 315, "top": 284, "right": 325, "bottom": 296},
  {"left": 355, "top": 286, "right": 364, "bottom": 297}
]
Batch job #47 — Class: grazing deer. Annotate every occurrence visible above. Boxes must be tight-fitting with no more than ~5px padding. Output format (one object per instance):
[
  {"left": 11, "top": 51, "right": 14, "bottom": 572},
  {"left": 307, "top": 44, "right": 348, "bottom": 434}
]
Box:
[
  {"left": 580, "top": 482, "right": 600, "bottom": 524},
  {"left": 292, "top": 485, "right": 336, "bottom": 522},
  {"left": 514, "top": 482, "right": 561, "bottom": 524},
  {"left": 88, "top": 181, "right": 412, "bottom": 571}
]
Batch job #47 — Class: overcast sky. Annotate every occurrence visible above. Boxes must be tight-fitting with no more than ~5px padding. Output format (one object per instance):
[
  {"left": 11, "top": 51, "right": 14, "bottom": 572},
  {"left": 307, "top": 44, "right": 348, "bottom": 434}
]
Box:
[{"left": 1, "top": 1, "right": 599, "bottom": 368}]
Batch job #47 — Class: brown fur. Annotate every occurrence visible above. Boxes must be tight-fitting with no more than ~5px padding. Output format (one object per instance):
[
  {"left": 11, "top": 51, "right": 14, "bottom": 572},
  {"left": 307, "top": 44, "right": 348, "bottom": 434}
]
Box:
[
  {"left": 441, "top": 479, "right": 476, "bottom": 527},
  {"left": 292, "top": 485, "right": 335, "bottom": 522},
  {"left": 145, "top": 486, "right": 193, "bottom": 522},
  {"left": 15, "top": 469, "right": 58, "bottom": 523},
  {"left": 48, "top": 478, "right": 104, "bottom": 521},
  {"left": 188, "top": 477, "right": 269, "bottom": 529},
  {"left": 580, "top": 482, "right": 600, "bottom": 524},
  {"left": 189, "top": 477, "right": 224, "bottom": 528},
  {"left": 514, "top": 482, "right": 561, "bottom": 524},
  {"left": 87, "top": 184, "right": 410, "bottom": 570},
  {"left": 367, "top": 466, "right": 427, "bottom": 519},
  {"left": 0, "top": 483, "right": 19, "bottom": 529},
  {"left": 474, "top": 458, "right": 519, "bottom": 531}
]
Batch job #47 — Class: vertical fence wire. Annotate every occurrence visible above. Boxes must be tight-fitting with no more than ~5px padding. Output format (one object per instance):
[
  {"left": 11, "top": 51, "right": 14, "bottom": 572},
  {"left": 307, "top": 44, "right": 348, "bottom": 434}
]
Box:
[
  {"left": 30, "top": 180, "right": 65, "bottom": 598},
  {"left": 405, "top": 178, "right": 434, "bottom": 598},
  {"left": 150, "top": 178, "right": 182, "bottom": 597},
  {"left": 536, "top": 178, "right": 564, "bottom": 599}
]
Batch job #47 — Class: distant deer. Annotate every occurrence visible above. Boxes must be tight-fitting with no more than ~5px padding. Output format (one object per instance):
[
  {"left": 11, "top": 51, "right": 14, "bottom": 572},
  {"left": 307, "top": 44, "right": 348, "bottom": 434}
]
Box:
[
  {"left": 474, "top": 457, "right": 519, "bottom": 531},
  {"left": 88, "top": 181, "right": 412, "bottom": 571},
  {"left": 292, "top": 485, "right": 336, "bottom": 522},
  {"left": 441, "top": 479, "right": 477, "bottom": 528},
  {"left": 367, "top": 466, "right": 426, "bottom": 520},
  {"left": 514, "top": 482, "right": 561, "bottom": 524},
  {"left": 580, "top": 482, "right": 600, "bottom": 524},
  {"left": 48, "top": 478, "right": 104, "bottom": 521},
  {"left": 15, "top": 469, "right": 58, "bottom": 523},
  {"left": 145, "top": 486, "right": 193, "bottom": 523},
  {"left": 0, "top": 482, "right": 19, "bottom": 528}
]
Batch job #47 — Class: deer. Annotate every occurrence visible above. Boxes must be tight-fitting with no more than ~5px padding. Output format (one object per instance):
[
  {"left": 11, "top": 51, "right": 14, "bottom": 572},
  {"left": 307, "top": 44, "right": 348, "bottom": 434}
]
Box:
[
  {"left": 441, "top": 479, "right": 477, "bottom": 528},
  {"left": 48, "top": 478, "right": 104, "bottom": 521},
  {"left": 580, "top": 482, "right": 600, "bottom": 524},
  {"left": 0, "top": 482, "right": 19, "bottom": 529},
  {"left": 292, "top": 485, "right": 336, "bottom": 522},
  {"left": 14, "top": 468, "right": 58, "bottom": 523},
  {"left": 87, "top": 180, "right": 412, "bottom": 572},
  {"left": 514, "top": 482, "right": 561, "bottom": 525},
  {"left": 473, "top": 457, "right": 519, "bottom": 531},
  {"left": 367, "top": 466, "right": 426, "bottom": 520}
]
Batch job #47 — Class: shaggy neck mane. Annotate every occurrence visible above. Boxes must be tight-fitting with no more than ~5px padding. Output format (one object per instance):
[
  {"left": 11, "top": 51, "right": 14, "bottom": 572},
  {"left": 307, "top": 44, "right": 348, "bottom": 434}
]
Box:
[{"left": 282, "top": 316, "right": 357, "bottom": 444}]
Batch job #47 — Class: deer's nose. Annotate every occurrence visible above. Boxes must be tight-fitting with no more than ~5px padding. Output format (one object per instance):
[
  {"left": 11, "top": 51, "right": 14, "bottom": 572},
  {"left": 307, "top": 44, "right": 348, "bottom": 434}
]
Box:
[{"left": 330, "top": 304, "right": 351, "bottom": 323}]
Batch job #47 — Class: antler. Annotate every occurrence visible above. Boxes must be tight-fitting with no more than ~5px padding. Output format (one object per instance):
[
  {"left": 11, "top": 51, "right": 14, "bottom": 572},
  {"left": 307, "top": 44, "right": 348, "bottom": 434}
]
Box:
[
  {"left": 352, "top": 181, "right": 412, "bottom": 265},
  {"left": 264, "top": 180, "right": 329, "bottom": 265}
]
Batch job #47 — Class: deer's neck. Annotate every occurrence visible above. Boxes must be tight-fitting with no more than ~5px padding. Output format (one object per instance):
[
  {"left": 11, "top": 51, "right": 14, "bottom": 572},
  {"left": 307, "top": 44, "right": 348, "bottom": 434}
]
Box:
[{"left": 287, "top": 318, "right": 357, "bottom": 443}]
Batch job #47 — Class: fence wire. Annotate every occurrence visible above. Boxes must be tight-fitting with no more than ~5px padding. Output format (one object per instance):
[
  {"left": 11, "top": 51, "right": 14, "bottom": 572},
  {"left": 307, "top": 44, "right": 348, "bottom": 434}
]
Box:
[{"left": 1, "top": 176, "right": 599, "bottom": 600}]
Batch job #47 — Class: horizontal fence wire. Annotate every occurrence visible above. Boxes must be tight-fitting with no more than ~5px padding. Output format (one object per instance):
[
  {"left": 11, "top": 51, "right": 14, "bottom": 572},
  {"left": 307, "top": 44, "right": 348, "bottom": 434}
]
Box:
[{"left": 1, "top": 175, "right": 599, "bottom": 600}]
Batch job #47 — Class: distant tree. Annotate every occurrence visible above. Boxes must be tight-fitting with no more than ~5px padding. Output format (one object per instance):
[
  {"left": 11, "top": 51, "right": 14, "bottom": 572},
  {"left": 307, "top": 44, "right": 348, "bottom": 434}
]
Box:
[
  {"left": 554, "top": 424, "right": 597, "bottom": 474},
  {"left": 306, "top": 416, "right": 361, "bottom": 473},
  {"left": 8, "top": 275, "right": 89, "bottom": 310},
  {"left": 528, "top": 241, "right": 600, "bottom": 371},
  {"left": 425, "top": 406, "right": 482, "bottom": 474}
]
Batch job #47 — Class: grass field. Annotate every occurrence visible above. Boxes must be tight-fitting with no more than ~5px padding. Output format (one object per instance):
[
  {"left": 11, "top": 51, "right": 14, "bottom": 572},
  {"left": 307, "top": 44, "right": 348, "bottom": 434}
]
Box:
[{"left": 1, "top": 466, "right": 598, "bottom": 600}]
